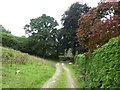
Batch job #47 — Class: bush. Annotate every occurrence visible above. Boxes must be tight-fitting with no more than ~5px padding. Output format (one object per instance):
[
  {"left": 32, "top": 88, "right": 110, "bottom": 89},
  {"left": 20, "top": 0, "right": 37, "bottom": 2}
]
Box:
[
  {"left": 75, "top": 54, "right": 91, "bottom": 88},
  {"left": 75, "top": 54, "right": 86, "bottom": 76},
  {"left": 75, "top": 36, "right": 120, "bottom": 88},
  {"left": 1, "top": 32, "right": 27, "bottom": 52}
]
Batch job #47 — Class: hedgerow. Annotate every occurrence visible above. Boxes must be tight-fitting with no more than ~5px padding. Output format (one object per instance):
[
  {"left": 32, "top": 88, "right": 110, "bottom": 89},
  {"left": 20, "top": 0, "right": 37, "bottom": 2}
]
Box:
[{"left": 75, "top": 36, "right": 120, "bottom": 88}]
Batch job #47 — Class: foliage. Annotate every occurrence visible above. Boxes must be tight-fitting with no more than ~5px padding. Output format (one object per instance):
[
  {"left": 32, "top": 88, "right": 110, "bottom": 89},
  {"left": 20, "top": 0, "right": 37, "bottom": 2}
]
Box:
[
  {"left": 57, "top": 28, "right": 71, "bottom": 55},
  {"left": 65, "top": 64, "right": 81, "bottom": 88},
  {"left": 1, "top": 32, "right": 27, "bottom": 52},
  {"left": 60, "top": 2, "right": 90, "bottom": 56},
  {"left": 77, "top": 2, "right": 120, "bottom": 52},
  {"left": 0, "top": 25, "right": 11, "bottom": 46},
  {"left": 75, "top": 36, "right": 120, "bottom": 88},
  {"left": 61, "top": 2, "right": 90, "bottom": 30},
  {"left": 74, "top": 54, "right": 87, "bottom": 88},
  {"left": 75, "top": 54, "right": 86, "bottom": 76},
  {"left": 0, "top": 25, "right": 11, "bottom": 34},
  {"left": 24, "top": 14, "right": 59, "bottom": 58},
  {"left": 1, "top": 46, "right": 56, "bottom": 88}
]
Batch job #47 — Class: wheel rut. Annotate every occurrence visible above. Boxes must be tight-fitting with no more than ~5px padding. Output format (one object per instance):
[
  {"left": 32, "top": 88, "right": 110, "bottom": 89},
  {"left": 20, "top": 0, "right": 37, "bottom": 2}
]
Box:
[
  {"left": 41, "top": 63, "right": 61, "bottom": 88},
  {"left": 41, "top": 62, "right": 75, "bottom": 89}
]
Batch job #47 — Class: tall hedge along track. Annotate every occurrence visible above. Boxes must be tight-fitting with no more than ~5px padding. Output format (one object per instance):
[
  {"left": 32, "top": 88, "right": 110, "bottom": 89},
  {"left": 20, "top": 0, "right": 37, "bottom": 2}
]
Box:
[{"left": 75, "top": 36, "right": 120, "bottom": 88}]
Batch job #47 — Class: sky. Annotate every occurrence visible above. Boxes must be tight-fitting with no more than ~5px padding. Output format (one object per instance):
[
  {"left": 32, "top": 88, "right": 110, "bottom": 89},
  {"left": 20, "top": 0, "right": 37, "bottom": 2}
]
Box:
[{"left": 0, "top": 0, "right": 100, "bottom": 36}]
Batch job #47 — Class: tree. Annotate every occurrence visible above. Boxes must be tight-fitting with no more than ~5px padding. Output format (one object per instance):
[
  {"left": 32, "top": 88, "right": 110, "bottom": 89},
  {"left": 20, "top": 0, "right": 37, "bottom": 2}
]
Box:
[
  {"left": 24, "top": 14, "right": 59, "bottom": 58},
  {"left": 77, "top": 2, "right": 120, "bottom": 52},
  {"left": 57, "top": 28, "right": 71, "bottom": 55},
  {"left": 0, "top": 25, "right": 11, "bottom": 34},
  {"left": 61, "top": 2, "right": 90, "bottom": 57},
  {"left": 1, "top": 31, "right": 27, "bottom": 52}
]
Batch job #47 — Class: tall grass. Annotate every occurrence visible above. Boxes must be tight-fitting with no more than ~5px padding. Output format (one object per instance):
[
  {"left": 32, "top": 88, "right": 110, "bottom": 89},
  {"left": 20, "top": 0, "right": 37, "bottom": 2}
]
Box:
[{"left": 1, "top": 46, "right": 56, "bottom": 88}]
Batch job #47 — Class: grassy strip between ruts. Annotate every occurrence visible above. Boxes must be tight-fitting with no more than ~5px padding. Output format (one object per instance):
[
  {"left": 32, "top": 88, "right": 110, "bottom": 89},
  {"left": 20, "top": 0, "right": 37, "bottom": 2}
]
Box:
[
  {"left": 1, "top": 46, "right": 56, "bottom": 88},
  {"left": 51, "top": 65, "right": 67, "bottom": 88},
  {"left": 65, "top": 63, "right": 80, "bottom": 88}
]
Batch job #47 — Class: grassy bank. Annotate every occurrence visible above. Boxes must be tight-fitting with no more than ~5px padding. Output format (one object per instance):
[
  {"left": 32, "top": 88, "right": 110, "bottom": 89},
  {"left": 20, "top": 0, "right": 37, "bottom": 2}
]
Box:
[{"left": 1, "top": 46, "right": 56, "bottom": 88}]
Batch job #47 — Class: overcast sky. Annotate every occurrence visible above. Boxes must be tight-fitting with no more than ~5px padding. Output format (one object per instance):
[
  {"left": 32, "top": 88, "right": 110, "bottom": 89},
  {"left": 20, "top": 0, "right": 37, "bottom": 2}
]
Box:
[{"left": 0, "top": 0, "right": 100, "bottom": 36}]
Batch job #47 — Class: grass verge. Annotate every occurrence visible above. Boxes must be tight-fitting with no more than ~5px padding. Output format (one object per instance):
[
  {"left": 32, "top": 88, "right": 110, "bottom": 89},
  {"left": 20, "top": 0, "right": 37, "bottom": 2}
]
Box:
[{"left": 65, "top": 63, "right": 80, "bottom": 88}]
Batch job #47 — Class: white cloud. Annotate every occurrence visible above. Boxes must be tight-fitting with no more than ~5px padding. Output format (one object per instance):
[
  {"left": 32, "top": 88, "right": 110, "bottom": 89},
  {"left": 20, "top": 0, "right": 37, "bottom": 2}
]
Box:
[{"left": 0, "top": 0, "right": 100, "bottom": 36}]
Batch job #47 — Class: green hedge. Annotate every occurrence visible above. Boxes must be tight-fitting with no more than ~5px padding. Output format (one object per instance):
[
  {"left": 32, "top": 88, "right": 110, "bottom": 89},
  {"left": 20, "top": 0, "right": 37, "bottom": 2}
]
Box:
[{"left": 75, "top": 36, "right": 120, "bottom": 88}]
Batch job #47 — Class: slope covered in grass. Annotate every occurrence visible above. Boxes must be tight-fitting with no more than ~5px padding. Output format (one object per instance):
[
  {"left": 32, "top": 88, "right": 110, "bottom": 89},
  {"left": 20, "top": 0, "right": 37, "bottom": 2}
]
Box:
[
  {"left": 1, "top": 46, "right": 56, "bottom": 88},
  {"left": 75, "top": 36, "right": 120, "bottom": 88}
]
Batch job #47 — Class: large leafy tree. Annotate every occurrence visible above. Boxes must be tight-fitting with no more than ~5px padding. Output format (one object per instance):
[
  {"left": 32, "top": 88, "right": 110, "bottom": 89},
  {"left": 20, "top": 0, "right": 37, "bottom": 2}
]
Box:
[
  {"left": 57, "top": 28, "right": 71, "bottom": 55},
  {"left": 24, "top": 14, "right": 59, "bottom": 58},
  {"left": 77, "top": 2, "right": 120, "bottom": 52},
  {"left": 60, "top": 2, "right": 90, "bottom": 57}
]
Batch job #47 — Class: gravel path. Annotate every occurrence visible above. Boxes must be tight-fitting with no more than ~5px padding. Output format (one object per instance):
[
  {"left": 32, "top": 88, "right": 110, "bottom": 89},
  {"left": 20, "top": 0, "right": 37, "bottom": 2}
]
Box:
[
  {"left": 41, "top": 63, "right": 75, "bottom": 89},
  {"left": 41, "top": 63, "right": 61, "bottom": 88}
]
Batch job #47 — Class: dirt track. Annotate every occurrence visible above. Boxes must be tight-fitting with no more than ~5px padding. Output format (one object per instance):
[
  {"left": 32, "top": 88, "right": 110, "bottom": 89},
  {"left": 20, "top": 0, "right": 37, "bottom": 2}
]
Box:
[
  {"left": 62, "top": 64, "right": 75, "bottom": 88},
  {"left": 41, "top": 63, "right": 61, "bottom": 88},
  {"left": 41, "top": 63, "right": 75, "bottom": 88}
]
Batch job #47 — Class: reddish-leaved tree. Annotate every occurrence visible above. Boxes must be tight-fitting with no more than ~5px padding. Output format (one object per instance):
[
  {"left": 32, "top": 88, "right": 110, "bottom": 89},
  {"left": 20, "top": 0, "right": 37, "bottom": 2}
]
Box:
[{"left": 77, "top": 2, "right": 120, "bottom": 52}]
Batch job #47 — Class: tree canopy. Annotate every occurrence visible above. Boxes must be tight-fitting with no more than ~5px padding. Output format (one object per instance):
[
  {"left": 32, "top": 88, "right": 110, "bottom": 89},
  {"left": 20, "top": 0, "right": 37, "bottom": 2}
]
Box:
[
  {"left": 60, "top": 2, "right": 90, "bottom": 57},
  {"left": 0, "top": 25, "right": 11, "bottom": 34},
  {"left": 77, "top": 2, "right": 120, "bottom": 52},
  {"left": 24, "top": 14, "right": 59, "bottom": 58}
]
